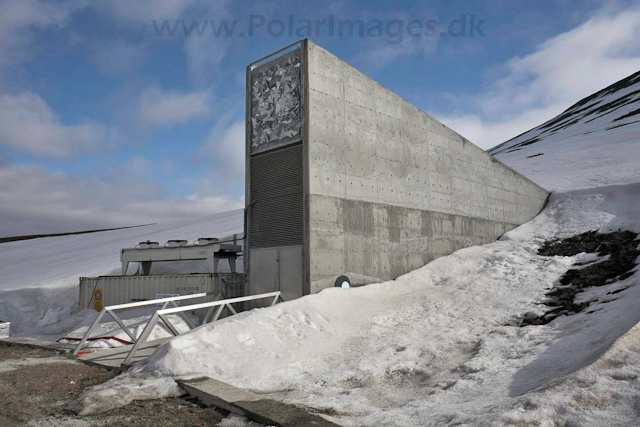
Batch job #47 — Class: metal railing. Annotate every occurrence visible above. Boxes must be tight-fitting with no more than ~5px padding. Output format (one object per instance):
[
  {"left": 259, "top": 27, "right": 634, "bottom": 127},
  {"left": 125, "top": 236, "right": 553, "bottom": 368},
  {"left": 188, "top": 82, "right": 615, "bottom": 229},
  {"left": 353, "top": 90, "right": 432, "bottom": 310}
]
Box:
[
  {"left": 72, "top": 292, "right": 217, "bottom": 356},
  {"left": 121, "top": 291, "right": 282, "bottom": 366}
]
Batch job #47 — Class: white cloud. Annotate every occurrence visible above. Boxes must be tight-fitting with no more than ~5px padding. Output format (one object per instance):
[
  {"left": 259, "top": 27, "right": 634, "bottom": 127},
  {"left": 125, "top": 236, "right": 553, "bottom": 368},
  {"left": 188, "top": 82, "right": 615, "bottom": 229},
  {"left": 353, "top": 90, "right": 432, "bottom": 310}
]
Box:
[
  {"left": 92, "top": 40, "right": 147, "bottom": 76},
  {"left": 218, "top": 121, "right": 245, "bottom": 176},
  {"left": 0, "top": 92, "right": 106, "bottom": 158},
  {"left": 0, "top": 0, "right": 231, "bottom": 84},
  {"left": 179, "top": 1, "right": 233, "bottom": 85},
  {"left": 437, "top": 106, "right": 562, "bottom": 151},
  {"left": 98, "top": 0, "right": 199, "bottom": 22},
  {"left": 197, "top": 101, "right": 245, "bottom": 183},
  {"left": 0, "top": 0, "right": 87, "bottom": 71},
  {"left": 135, "top": 86, "right": 212, "bottom": 129},
  {"left": 98, "top": 0, "right": 232, "bottom": 84},
  {"left": 0, "top": 0, "right": 233, "bottom": 86},
  {"left": 184, "top": 34, "right": 230, "bottom": 84},
  {"left": 435, "top": 7, "right": 640, "bottom": 149},
  {"left": 0, "top": 160, "right": 243, "bottom": 237},
  {"left": 355, "top": 36, "right": 437, "bottom": 69},
  {"left": 203, "top": 120, "right": 245, "bottom": 178},
  {"left": 350, "top": 6, "right": 440, "bottom": 69}
]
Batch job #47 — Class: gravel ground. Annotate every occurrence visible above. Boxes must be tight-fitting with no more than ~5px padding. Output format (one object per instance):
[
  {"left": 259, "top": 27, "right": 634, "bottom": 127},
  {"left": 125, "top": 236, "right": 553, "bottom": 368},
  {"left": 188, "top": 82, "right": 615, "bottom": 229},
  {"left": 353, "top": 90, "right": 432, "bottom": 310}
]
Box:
[{"left": 0, "top": 344, "right": 228, "bottom": 426}]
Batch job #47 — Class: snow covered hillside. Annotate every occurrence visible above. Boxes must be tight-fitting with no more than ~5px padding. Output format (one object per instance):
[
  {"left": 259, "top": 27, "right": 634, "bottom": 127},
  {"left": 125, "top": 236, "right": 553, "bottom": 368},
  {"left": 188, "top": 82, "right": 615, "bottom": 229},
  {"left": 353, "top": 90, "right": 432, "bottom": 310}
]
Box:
[
  {"left": 0, "top": 209, "right": 243, "bottom": 337},
  {"left": 489, "top": 71, "right": 640, "bottom": 191}
]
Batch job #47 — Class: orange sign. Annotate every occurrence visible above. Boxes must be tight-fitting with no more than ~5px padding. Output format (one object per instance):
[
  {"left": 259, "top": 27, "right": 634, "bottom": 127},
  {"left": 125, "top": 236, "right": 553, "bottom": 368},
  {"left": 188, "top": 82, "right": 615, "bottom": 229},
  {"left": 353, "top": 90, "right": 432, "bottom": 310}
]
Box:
[{"left": 93, "top": 289, "right": 103, "bottom": 311}]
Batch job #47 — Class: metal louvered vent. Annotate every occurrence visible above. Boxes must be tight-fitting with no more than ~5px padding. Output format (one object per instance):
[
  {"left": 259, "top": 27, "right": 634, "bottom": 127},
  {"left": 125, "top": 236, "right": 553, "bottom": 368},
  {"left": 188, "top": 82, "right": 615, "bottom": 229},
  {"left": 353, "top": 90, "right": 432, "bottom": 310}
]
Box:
[{"left": 249, "top": 143, "right": 303, "bottom": 248}]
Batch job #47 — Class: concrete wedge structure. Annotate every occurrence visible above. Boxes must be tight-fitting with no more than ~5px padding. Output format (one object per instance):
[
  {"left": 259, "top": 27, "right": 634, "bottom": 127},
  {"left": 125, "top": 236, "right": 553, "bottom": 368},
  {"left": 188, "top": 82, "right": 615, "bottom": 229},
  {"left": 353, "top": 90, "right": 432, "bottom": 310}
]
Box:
[{"left": 245, "top": 39, "right": 549, "bottom": 298}]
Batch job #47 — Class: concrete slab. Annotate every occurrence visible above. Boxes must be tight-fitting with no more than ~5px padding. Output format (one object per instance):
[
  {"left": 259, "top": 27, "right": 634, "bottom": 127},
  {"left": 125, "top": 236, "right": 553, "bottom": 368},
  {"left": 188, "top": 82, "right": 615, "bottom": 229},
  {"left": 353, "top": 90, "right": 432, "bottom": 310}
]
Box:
[
  {"left": 77, "top": 337, "right": 171, "bottom": 371},
  {"left": 178, "top": 377, "right": 342, "bottom": 427}
]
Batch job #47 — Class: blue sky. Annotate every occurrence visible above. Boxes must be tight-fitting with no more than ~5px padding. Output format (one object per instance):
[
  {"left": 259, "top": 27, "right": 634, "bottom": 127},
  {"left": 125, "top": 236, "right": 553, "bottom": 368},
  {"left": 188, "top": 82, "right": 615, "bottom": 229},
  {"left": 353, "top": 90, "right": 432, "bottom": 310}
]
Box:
[{"left": 1, "top": 0, "right": 639, "bottom": 236}]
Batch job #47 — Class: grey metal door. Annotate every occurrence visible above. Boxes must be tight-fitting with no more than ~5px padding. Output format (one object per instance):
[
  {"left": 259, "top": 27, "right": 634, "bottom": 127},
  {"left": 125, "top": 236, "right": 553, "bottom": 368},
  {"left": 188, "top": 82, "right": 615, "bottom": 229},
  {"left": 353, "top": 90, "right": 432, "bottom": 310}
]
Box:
[
  {"left": 249, "top": 248, "right": 278, "bottom": 295},
  {"left": 277, "top": 246, "right": 303, "bottom": 302},
  {"left": 249, "top": 245, "right": 303, "bottom": 306}
]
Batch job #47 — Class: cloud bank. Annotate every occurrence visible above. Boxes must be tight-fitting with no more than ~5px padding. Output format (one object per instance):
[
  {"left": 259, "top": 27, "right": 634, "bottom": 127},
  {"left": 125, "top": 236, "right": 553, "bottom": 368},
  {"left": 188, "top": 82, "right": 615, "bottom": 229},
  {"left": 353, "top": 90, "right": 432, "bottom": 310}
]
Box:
[
  {"left": 0, "top": 92, "right": 106, "bottom": 158},
  {"left": 0, "top": 159, "right": 243, "bottom": 237},
  {"left": 436, "top": 8, "right": 640, "bottom": 149}
]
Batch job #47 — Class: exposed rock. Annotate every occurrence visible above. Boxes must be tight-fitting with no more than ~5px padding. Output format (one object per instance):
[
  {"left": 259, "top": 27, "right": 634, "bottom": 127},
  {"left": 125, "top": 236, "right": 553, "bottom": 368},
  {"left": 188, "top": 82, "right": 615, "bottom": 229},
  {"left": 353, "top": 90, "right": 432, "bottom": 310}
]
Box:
[{"left": 517, "top": 230, "right": 639, "bottom": 326}]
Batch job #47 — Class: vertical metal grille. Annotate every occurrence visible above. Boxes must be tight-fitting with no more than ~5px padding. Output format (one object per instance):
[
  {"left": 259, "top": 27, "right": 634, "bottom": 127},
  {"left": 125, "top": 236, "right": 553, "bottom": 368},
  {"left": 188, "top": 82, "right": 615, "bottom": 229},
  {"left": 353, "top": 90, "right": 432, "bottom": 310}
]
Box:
[{"left": 249, "top": 144, "right": 304, "bottom": 248}]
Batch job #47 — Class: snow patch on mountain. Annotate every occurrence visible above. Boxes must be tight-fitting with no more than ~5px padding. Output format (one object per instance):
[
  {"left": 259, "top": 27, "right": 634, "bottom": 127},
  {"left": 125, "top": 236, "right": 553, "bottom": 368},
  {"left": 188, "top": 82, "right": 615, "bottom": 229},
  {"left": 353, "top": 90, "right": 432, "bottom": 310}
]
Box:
[{"left": 489, "top": 71, "right": 640, "bottom": 191}]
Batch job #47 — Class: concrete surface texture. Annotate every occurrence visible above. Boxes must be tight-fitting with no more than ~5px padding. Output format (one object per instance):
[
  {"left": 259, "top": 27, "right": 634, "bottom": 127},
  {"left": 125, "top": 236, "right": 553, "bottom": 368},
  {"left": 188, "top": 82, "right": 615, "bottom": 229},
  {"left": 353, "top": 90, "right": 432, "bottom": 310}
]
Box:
[
  {"left": 305, "top": 40, "right": 549, "bottom": 290},
  {"left": 178, "top": 377, "right": 341, "bottom": 426}
]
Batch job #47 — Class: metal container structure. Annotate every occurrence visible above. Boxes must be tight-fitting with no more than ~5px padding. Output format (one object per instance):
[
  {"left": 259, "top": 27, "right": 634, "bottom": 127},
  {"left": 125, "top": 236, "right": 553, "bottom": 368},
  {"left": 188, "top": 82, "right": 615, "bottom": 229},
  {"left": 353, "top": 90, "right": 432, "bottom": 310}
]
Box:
[
  {"left": 79, "top": 273, "right": 244, "bottom": 315},
  {"left": 245, "top": 39, "right": 549, "bottom": 300}
]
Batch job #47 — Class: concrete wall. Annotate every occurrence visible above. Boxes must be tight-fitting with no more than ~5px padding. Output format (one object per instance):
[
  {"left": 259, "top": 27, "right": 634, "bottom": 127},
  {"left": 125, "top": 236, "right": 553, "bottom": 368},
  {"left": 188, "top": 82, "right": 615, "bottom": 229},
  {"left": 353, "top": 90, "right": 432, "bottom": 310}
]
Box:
[{"left": 304, "top": 40, "right": 549, "bottom": 292}]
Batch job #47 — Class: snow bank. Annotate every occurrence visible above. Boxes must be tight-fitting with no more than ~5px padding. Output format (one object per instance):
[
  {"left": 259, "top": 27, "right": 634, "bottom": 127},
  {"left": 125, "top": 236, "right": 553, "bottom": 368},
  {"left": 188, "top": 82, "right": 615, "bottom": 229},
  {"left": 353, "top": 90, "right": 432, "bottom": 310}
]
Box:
[
  {"left": 503, "top": 322, "right": 640, "bottom": 426},
  {"left": 74, "top": 183, "right": 640, "bottom": 425},
  {"left": 69, "top": 374, "right": 184, "bottom": 415},
  {"left": 217, "top": 414, "right": 268, "bottom": 427}
]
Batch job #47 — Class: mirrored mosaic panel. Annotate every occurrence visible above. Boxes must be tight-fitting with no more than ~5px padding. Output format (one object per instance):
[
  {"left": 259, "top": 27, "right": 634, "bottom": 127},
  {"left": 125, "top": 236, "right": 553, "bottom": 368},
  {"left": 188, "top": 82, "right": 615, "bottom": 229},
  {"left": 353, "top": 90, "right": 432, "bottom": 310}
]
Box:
[{"left": 250, "top": 48, "right": 302, "bottom": 153}]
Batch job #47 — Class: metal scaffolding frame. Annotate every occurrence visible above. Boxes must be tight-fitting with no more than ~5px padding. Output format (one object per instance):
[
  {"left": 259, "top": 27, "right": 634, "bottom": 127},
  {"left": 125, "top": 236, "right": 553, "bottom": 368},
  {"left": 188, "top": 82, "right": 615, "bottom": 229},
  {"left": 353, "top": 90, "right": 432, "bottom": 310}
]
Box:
[
  {"left": 72, "top": 292, "right": 214, "bottom": 356},
  {"left": 72, "top": 291, "right": 284, "bottom": 369},
  {"left": 121, "top": 292, "right": 282, "bottom": 367}
]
